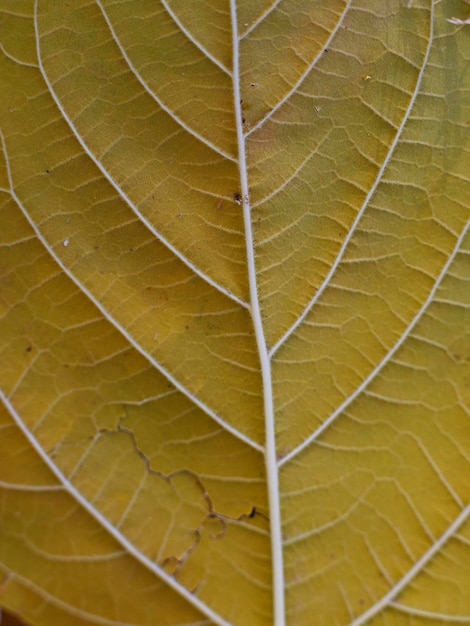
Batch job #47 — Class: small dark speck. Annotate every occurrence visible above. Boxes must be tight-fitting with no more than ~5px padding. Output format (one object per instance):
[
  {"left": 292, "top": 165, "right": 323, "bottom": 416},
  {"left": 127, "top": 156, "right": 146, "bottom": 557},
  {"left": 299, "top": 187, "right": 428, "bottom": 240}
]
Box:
[
  {"left": 233, "top": 192, "right": 242, "bottom": 205},
  {"left": 25, "top": 346, "right": 32, "bottom": 352},
  {"left": 46, "top": 169, "right": 50, "bottom": 174},
  {"left": 324, "top": 48, "right": 329, "bottom": 53}
]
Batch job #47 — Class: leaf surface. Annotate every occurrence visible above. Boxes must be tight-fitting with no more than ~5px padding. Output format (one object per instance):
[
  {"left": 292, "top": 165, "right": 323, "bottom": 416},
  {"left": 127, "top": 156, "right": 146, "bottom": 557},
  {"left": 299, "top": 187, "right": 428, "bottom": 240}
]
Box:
[{"left": 1, "top": 1, "right": 470, "bottom": 625}]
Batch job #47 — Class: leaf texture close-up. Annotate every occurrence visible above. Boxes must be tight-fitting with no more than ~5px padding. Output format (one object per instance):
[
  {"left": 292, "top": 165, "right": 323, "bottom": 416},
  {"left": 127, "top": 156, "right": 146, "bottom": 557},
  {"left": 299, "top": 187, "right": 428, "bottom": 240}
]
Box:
[{"left": 1, "top": 1, "right": 470, "bottom": 625}]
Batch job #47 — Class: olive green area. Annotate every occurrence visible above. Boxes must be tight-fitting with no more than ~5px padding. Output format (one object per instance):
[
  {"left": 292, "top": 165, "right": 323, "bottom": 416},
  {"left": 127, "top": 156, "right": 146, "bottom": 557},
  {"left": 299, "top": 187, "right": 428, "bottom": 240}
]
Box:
[{"left": 1, "top": 1, "right": 470, "bottom": 625}]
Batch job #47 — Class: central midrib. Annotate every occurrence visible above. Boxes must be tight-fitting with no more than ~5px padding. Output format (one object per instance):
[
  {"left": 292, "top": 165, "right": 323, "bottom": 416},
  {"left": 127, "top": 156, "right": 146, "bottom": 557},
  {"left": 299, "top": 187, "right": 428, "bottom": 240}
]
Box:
[{"left": 229, "top": 2, "right": 286, "bottom": 625}]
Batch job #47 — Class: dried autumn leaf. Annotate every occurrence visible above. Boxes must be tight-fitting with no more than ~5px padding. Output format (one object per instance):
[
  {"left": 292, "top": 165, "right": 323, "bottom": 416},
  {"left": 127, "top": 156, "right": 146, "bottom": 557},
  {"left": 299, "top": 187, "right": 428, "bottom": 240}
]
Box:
[{"left": 1, "top": 1, "right": 470, "bottom": 625}]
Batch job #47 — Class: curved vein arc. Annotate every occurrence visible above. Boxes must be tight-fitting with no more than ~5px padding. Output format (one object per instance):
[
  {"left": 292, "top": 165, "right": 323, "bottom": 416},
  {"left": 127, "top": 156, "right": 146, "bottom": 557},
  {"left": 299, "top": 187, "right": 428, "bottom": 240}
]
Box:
[
  {"left": 245, "top": 0, "right": 352, "bottom": 137},
  {"left": 270, "top": 0, "right": 435, "bottom": 358},
  {"left": 0, "top": 42, "right": 39, "bottom": 68},
  {"left": 0, "top": 571, "right": 146, "bottom": 626},
  {"left": 160, "top": 0, "right": 231, "bottom": 76},
  {"left": 348, "top": 502, "right": 470, "bottom": 626},
  {"left": 0, "top": 129, "right": 262, "bottom": 455},
  {"left": 252, "top": 130, "right": 333, "bottom": 211},
  {"left": 0, "top": 481, "right": 62, "bottom": 492},
  {"left": 390, "top": 602, "right": 470, "bottom": 623},
  {"left": 240, "top": 0, "right": 283, "bottom": 39},
  {"left": 1, "top": 392, "right": 231, "bottom": 626},
  {"left": 35, "top": 2, "right": 247, "bottom": 310},
  {"left": 279, "top": 215, "right": 470, "bottom": 467},
  {"left": 96, "top": 0, "right": 235, "bottom": 162},
  {"left": 230, "top": 2, "right": 285, "bottom": 624}
]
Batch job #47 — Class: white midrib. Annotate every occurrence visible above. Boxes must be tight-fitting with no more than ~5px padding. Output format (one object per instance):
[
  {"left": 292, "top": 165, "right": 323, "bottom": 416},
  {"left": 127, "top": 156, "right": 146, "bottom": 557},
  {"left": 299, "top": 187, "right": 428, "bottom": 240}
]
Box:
[{"left": 230, "top": 2, "right": 286, "bottom": 625}]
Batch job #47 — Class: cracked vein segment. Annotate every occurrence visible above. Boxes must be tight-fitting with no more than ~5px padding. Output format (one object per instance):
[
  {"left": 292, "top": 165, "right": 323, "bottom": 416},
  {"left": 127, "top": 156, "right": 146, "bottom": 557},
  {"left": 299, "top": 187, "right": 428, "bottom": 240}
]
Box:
[
  {"left": 7, "top": 391, "right": 270, "bottom": 619},
  {"left": 0, "top": 161, "right": 271, "bottom": 621},
  {"left": 0, "top": 390, "right": 240, "bottom": 626},
  {"left": 2, "top": 0, "right": 468, "bottom": 623},
  {"left": 0, "top": 128, "right": 263, "bottom": 452}
]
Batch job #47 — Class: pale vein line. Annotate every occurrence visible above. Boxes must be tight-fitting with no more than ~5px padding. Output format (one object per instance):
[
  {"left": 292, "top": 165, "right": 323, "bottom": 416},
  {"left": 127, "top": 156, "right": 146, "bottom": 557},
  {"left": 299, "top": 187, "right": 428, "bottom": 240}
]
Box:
[
  {"left": 364, "top": 536, "right": 394, "bottom": 586},
  {"left": 339, "top": 582, "right": 356, "bottom": 623},
  {"left": 20, "top": 536, "right": 126, "bottom": 563},
  {"left": 279, "top": 215, "right": 470, "bottom": 467},
  {"left": 96, "top": 0, "right": 234, "bottom": 162},
  {"left": 0, "top": 42, "right": 39, "bottom": 68},
  {"left": 7, "top": 348, "right": 41, "bottom": 399},
  {"left": 270, "top": 0, "right": 435, "bottom": 358},
  {"left": 1, "top": 571, "right": 143, "bottom": 626},
  {"left": 0, "top": 481, "right": 62, "bottom": 492},
  {"left": 240, "top": 0, "right": 283, "bottom": 39},
  {"left": 390, "top": 602, "right": 470, "bottom": 623},
  {"left": 116, "top": 472, "right": 147, "bottom": 530},
  {"left": 34, "top": 0, "right": 246, "bottom": 310},
  {"left": 65, "top": 434, "right": 102, "bottom": 483},
  {"left": 434, "top": 297, "right": 470, "bottom": 308},
  {"left": 284, "top": 483, "right": 375, "bottom": 547},
  {"left": 349, "top": 503, "right": 470, "bottom": 626},
  {"left": 230, "top": 3, "right": 286, "bottom": 624},
  {"left": 4, "top": 571, "right": 210, "bottom": 626},
  {"left": 415, "top": 436, "right": 464, "bottom": 509},
  {"left": 160, "top": 0, "right": 231, "bottom": 75},
  {"left": 246, "top": 0, "right": 352, "bottom": 137},
  {"left": 0, "top": 390, "right": 231, "bottom": 626},
  {"left": 0, "top": 129, "right": 262, "bottom": 455},
  {"left": 251, "top": 129, "right": 333, "bottom": 211}
]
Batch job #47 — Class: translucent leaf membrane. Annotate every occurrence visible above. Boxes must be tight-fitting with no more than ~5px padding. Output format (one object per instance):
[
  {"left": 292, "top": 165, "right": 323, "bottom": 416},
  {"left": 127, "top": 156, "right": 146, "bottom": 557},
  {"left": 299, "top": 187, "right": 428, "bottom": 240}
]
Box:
[{"left": 1, "top": 1, "right": 470, "bottom": 625}]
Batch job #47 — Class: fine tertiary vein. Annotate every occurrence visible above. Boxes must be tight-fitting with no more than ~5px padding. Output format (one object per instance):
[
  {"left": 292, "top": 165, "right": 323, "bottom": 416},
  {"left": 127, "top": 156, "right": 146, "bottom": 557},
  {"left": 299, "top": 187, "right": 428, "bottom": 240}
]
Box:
[
  {"left": 0, "top": 390, "right": 234, "bottom": 626},
  {"left": 160, "top": 0, "right": 231, "bottom": 75},
  {"left": 35, "top": 0, "right": 246, "bottom": 311},
  {"left": 1, "top": 570, "right": 142, "bottom": 626},
  {"left": 270, "top": 0, "right": 434, "bottom": 358},
  {"left": 0, "top": 128, "right": 262, "bottom": 455},
  {"left": 279, "top": 215, "right": 470, "bottom": 468},
  {"left": 230, "top": 2, "right": 286, "bottom": 625},
  {"left": 97, "top": 0, "right": 234, "bottom": 160},
  {"left": 349, "top": 501, "right": 470, "bottom": 626},
  {"left": 239, "top": 0, "right": 283, "bottom": 39},
  {"left": 245, "top": 0, "right": 352, "bottom": 137}
]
